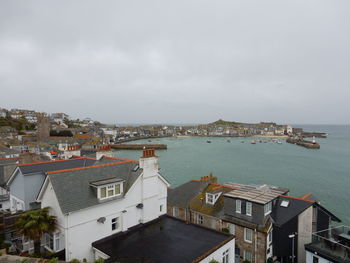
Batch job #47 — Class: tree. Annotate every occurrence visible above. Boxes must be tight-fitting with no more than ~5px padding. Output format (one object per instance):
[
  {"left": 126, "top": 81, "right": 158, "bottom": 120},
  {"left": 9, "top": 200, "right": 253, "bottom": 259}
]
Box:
[{"left": 15, "top": 207, "right": 57, "bottom": 255}]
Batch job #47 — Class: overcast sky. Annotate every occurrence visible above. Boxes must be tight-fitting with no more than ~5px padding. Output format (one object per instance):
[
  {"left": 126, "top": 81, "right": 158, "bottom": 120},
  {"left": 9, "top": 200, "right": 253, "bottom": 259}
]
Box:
[{"left": 0, "top": 0, "right": 349, "bottom": 124}]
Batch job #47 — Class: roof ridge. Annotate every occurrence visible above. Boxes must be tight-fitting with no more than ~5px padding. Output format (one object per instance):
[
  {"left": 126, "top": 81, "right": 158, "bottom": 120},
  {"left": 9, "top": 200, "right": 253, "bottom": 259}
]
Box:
[
  {"left": 18, "top": 157, "right": 95, "bottom": 167},
  {"left": 209, "top": 182, "right": 238, "bottom": 190},
  {"left": 47, "top": 160, "right": 137, "bottom": 175},
  {"left": 102, "top": 156, "right": 137, "bottom": 162},
  {"left": 0, "top": 156, "right": 22, "bottom": 160},
  {"left": 279, "top": 194, "right": 315, "bottom": 203}
]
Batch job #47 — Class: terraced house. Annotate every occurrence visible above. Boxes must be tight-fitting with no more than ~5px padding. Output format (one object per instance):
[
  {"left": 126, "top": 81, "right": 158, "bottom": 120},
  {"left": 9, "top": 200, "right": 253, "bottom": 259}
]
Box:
[
  {"left": 37, "top": 150, "right": 235, "bottom": 263},
  {"left": 168, "top": 177, "right": 340, "bottom": 263}
]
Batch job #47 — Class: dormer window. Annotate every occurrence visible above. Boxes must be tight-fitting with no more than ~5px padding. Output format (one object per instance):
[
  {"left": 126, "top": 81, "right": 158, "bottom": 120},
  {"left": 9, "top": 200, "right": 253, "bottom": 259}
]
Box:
[
  {"left": 90, "top": 178, "right": 124, "bottom": 200},
  {"left": 264, "top": 202, "right": 272, "bottom": 215},
  {"left": 206, "top": 192, "right": 221, "bottom": 205},
  {"left": 99, "top": 183, "right": 122, "bottom": 199}
]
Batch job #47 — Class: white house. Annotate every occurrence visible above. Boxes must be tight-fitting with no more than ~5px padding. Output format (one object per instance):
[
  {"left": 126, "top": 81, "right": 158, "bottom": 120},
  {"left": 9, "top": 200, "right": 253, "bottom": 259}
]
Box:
[
  {"left": 37, "top": 150, "right": 235, "bottom": 263},
  {"left": 57, "top": 142, "right": 81, "bottom": 159}
]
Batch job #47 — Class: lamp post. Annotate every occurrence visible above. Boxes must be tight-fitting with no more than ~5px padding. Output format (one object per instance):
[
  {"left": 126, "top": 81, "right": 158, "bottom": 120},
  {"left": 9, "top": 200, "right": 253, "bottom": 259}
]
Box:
[{"left": 288, "top": 233, "right": 297, "bottom": 263}]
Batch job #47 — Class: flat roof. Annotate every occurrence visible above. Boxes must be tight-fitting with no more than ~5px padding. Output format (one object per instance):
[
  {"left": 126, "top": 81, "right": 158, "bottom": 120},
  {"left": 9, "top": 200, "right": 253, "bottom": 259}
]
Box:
[
  {"left": 224, "top": 183, "right": 288, "bottom": 204},
  {"left": 92, "top": 215, "right": 234, "bottom": 263},
  {"left": 90, "top": 177, "right": 124, "bottom": 186}
]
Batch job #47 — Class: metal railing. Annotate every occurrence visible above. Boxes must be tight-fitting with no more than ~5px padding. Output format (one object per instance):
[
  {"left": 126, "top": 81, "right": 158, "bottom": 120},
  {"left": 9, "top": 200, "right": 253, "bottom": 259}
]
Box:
[{"left": 312, "top": 226, "right": 350, "bottom": 260}]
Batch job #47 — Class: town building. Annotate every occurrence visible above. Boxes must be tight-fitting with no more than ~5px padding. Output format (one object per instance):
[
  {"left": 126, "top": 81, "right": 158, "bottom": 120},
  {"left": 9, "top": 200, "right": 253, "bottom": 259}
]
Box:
[
  {"left": 271, "top": 194, "right": 341, "bottom": 263},
  {"left": 169, "top": 177, "right": 340, "bottom": 263},
  {"left": 305, "top": 225, "right": 350, "bottom": 263},
  {"left": 37, "top": 150, "right": 235, "bottom": 262},
  {"left": 3, "top": 157, "right": 97, "bottom": 212}
]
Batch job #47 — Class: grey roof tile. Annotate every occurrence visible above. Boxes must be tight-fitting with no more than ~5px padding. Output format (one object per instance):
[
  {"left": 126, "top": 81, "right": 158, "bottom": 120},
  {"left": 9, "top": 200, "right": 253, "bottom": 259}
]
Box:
[{"left": 49, "top": 161, "right": 142, "bottom": 214}]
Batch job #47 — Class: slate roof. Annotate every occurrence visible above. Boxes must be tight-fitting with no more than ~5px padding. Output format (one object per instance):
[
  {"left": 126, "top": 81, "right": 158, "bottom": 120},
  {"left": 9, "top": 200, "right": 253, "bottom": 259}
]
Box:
[
  {"left": 0, "top": 146, "right": 20, "bottom": 157},
  {"left": 189, "top": 184, "right": 234, "bottom": 217},
  {"left": 224, "top": 183, "right": 289, "bottom": 204},
  {"left": 17, "top": 157, "right": 96, "bottom": 175},
  {"left": 92, "top": 215, "right": 234, "bottom": 263},
  {"left": 48, "top": 161, "right": 142, "bottom": 214},
  {"left": 167, "top": 180, "right": 209, "bottom": 208},
  {"left": 271, "top": 195, "right": 314, "bottom": 226}
]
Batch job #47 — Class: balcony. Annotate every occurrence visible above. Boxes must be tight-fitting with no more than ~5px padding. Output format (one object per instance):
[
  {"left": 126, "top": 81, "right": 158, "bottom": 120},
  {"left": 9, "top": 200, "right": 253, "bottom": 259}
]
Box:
[{"left": 308, "top": 226, "right": 350, "bottom": 263}]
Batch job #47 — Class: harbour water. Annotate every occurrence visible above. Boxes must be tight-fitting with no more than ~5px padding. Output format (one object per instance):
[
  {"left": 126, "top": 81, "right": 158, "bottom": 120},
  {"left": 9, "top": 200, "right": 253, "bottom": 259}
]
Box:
[{"left": 113, "top": 125, "right": 350, "bottom": 225}]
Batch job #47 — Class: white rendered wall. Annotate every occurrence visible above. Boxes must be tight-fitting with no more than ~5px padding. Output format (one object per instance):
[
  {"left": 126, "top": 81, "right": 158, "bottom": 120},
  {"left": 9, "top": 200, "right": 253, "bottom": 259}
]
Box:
[
  {"left": 42, "top": 173, "right": 168, "bottom": 262},
  {"left": 199, "top": 238, "right": 235, "bottom": 263}
]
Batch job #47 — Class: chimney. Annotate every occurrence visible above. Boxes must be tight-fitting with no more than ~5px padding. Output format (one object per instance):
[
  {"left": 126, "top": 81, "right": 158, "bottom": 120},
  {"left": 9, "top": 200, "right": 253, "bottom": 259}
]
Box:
[
  {"left": 139, "top": 149, "right": 158, "bottom": 178},
  {"left": 200, "top": 173, "right": 217, "bottom": 183}
]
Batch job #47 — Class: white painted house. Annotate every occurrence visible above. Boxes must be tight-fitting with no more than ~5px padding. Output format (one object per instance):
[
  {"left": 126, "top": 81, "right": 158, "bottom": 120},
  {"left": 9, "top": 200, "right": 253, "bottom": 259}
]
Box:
[{"left": 37, "top": 150, "right": 235, "bottom": 263}]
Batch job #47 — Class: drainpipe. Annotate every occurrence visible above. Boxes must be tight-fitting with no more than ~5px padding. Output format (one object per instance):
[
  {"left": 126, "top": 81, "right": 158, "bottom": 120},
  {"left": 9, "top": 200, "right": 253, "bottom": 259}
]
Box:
[{"left": 255, "top": 229, "right": 258, "bottom": 263}]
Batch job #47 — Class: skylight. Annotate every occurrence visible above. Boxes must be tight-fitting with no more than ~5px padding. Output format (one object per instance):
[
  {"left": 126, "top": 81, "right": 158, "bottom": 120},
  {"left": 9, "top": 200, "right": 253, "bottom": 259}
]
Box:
[{"left": 281, "top": 200, "right": 290, "bottom": 207}]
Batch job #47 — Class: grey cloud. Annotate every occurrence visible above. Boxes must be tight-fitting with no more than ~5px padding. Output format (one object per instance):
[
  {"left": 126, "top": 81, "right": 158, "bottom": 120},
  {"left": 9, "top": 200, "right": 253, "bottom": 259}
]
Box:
[{"left": 0, "top": 0, "right": 349, "bottom": 124}]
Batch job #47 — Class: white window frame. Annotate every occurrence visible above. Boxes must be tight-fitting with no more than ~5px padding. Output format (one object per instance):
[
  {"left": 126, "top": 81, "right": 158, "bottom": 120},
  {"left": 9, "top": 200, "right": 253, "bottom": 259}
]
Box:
[
  {"left": 264, "top": 202, "right": 272, "bottom": 215},
  {"left": 244, "top": 250, "right": 253, "bottom": 262},
  {"left": 197, "top": 214, "right": 204, "bottom": 224},
  {"left": 244, "top": 228, "right": 253, "bottom": 243},
  {"left": 98, "top": 183, "right": 123, "bottom": 200},
  {"left": 236, "top": 199, "right": 242, "bottom": 213},
  {"left": 222, "top": 248, "right": 230, "bottom": 263},
  {"left": 173, "top": 207, "right": 179, "bottom": 217},
  {"left": 111, "top": 217, "right": 120, "bottom": 231},
  {"left": 246, "top": 201, "right": 252, "bottom": 216},
  {"left": 206, "top": 193, "right": 214, "bottom": 204}
]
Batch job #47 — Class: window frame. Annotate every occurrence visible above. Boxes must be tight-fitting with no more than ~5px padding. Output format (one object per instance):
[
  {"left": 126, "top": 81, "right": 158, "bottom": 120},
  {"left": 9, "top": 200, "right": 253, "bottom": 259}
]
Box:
[
  {"left": 244, "top": 250, "right": 253, "bottom": 262},
  {"left": 244, "top": 228, "right": 253, "bottom": 243},
  {"left": 236, "top": 199, "right": 242, "bottom": 213},
  {"left": 197, "top": 214, "right": 204, "bottom": 224},
  {"left": 98, "top": 182, "right": 123, "bottom": 200},
  {"left": 111, "top": 217, "right": 119, "bottom": 231},
  {"left": 264, "top": 202, "right": 272, "bottom": 216},
  {"left": 246, "top": 201, "right": 252, "bottom": 216},
  {"left": 222, "top": 248, "right": 229, "bottom": 263}
]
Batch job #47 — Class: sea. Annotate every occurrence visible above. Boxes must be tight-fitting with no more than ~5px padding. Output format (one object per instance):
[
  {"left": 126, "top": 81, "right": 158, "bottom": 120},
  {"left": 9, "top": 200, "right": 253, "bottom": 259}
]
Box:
[{"left": 113, "top": 125, "right": 350, "bottom": 225}]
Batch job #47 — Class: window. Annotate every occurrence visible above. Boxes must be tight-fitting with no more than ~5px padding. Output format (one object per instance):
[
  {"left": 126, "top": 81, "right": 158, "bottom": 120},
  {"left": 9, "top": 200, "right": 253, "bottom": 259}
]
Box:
[
  {"left": 99, "top": 183, "right": 123, "bottom": 200},
  {"left": 173, "top": 207, "right": 179, "bottom": 217},
  {"left": 160, "top": 205, "right": 163, "bottom": 212},
  {"left": 264, "top": 202, "right": 272, "bottom": 215},
  {"left": 207, "top": 193, "right": 214, "bottom": 204},
  {"left": 244, "top": 228, "right": 253, "bottom": 243},
  {"left": 236, "top": 200, "right": 241, "bottom": 213},
  {"left": 244, "top": 250, "right": 253, "bottom": 262},
  {"left": 197, "top": 214, "right": 204, "bottom": 224},
  {"left": 246, "top": 202, "right": 252, "bottom": 216},
  {"left": 222, "top": 249, "right": 229, "bottom": 263},
  {"left": 312, "top": 256, "right": 319, "bottom": 263},
  {"left": 112, "top": 217, "right": 119, "bottom": 231},
  {"left": 54, "top": 233, "right": 60, "bottom": 251},
  {"left": 228, "top": 223, "right": 235, "bottom": 235},
  {"left": 268, "top": 230, "right": 272, "bottom": 244}
]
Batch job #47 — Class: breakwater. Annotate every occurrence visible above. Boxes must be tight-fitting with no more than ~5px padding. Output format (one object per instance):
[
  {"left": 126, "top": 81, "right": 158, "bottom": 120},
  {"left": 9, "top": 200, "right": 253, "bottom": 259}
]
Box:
[
  {"left": 286, "top": 138, "right": 320, "bottom": 149},
  {"left": 111, "top": 144, "right": 167, "bottom": 150}
]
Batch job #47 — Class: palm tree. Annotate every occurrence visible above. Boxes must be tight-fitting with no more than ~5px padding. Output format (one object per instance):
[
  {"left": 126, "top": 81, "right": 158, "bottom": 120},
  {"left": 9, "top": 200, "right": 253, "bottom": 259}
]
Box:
[{"left": 15, "top": 207, "right": 57, "bottom": 255}]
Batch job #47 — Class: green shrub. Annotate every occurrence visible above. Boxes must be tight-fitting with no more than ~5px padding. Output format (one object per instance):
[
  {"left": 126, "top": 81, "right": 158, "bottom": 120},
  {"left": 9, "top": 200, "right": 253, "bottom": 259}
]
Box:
[
  {"left": 21, "top": 259, "right": 28, "bottom": 263},
  {"left": 243, "top": 260, "right": 251, "bottom": 263},
  {"left": 70, "top": 259, "right": 81, "bottom": 263},
  {"left": 48, "top": 258, "right": 58, "bottom": 263},
  {"left": 221, "top": 227, "right": 229, "bottom": 233},
  {"left": 209, "top": 260, "right": 219, "bottom": 263}
]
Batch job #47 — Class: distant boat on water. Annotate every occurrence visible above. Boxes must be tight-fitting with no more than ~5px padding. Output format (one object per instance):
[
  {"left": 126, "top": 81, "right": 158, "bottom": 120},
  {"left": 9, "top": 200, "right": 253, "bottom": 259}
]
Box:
[
  {"left": 227, "top": 140, "right": 231, "bottom": 143},
  {"left": 207, "top": 140, "right": 211, "bottom": 143},
  {"left": 251, "top": 140, "right": 256, "bottom": 144}
]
